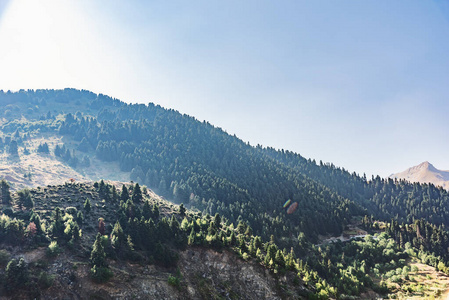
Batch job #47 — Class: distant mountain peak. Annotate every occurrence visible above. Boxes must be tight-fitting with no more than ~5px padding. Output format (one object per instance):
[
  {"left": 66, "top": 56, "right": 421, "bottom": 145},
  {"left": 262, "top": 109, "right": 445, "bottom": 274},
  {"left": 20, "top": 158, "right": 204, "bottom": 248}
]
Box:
[
  {"left": 414, "top": 161, "right": 437, "bottom": 172},
  {"left": 390, "top": 161, "right": 449, "bottom": 190},
  {"left": 418, "top": 161, "right": 431, "bottom": 167}
]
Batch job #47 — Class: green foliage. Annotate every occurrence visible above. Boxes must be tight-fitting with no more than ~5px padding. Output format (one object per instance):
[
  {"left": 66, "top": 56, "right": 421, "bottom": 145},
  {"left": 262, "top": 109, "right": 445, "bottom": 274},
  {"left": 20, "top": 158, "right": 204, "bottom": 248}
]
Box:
[
  {"left": 0, "top": 249, "right": 10, "bottom": 266},
  {"left": 0, "top": 179, "right": 12, "bottom": 205},
  {"left": 47, "top": 241, "right": 61, "bottom": 257},
  {"left": 84, "top": 198, "right": 91, "bottom": 214},
  {"left": 179, "top": 203, "right": 186, "bottom": 217},
  {"left": 38, "top": 271, "right": 55, "bottom": 289},
  {"left": 0, "top": 214, "right": 25, "bottom": 245},
  {"left": 5, "top": 89, "right": 449, "bottom": 298},
  {"left": 4, "top": 258, "right": 28, "bottom": 292},
  {"left": 91, "top": 233, "right": 107, "bottom": 268},
  {"left": 37, "top": 142, "right": 50, "bottom": 153},
  {"left": 168, "top": 268, "right": 182, "bottom": 289},
  {"left": 17, "top": 188, "right": 34, "bottom": 209},
  {"left": 90, "top": 265, "right": 113, "bottom": 283}
]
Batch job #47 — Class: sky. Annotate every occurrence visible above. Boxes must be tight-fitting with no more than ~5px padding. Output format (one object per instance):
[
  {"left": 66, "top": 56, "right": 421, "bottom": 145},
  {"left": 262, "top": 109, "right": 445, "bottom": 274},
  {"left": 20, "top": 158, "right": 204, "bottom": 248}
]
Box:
[{"left": 0, "top": 0, "right": 449, "bottom": 177}]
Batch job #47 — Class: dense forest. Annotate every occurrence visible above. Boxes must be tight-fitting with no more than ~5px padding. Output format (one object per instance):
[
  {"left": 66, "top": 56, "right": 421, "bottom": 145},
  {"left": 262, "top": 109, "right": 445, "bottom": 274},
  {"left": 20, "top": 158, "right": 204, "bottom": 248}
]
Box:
[{"left": 2, "top": 88, "right": 449, "bottom": 298}]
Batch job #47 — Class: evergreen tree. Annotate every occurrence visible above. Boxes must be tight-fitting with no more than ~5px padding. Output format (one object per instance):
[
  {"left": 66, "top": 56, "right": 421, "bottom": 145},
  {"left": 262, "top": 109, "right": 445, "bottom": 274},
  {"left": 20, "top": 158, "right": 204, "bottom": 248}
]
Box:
[
  {"left": 50, "top": 207, "right": 65, "bottom": 238},
  {"left": 111, "top": 221, "right": 125, "bottom": 249},
  {"left": 120, "top": 185, "right": 129, "bottom": 201},
  {"left": 4, "top": 258, "right": 28, "bottom": 292},
  {"left": 91, "top": 233, "right": 107, "bottom": 268},
  {"left": 37, "top": 142, "right": 50, "bottom": 153},
  {"left": 142, "top": 201, "right": 152, "bottom": 220},
  {"left": 17, "top": 188, "right": 34, "bottom": 209},
  {"left": 90, "top": 233, "right": 112, "bottom": 282},
  {"left": 179, "top": 203, "right": 186, "bottom": 217},
  {"left": 1, "top": 179, "right": 12, "bottom": 205},
  {"left": 84, "top": 198, "right": 91, "bottom": 214},
  {"left": 78, "top": 137, "right": 90, "bottom": 152},
  {"left": 8, "top": 140, "right": 18, "bottom": 156},
  {"left": 132, "top": 183, "right": 143, "bottom": 202}
]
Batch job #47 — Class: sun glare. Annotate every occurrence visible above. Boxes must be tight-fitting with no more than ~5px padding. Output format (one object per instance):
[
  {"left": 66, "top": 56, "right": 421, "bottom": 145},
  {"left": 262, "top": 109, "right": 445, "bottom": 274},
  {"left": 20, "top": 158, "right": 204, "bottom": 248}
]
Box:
[{"left": 0, "top": 0, "right": 122, "bottom": 93}]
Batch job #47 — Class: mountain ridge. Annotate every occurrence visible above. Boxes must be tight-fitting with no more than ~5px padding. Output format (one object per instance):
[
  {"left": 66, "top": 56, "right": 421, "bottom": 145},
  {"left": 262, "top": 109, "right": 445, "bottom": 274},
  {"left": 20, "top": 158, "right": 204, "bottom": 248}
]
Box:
[{"left": 389, "top": 161, "right": 449, "bottom": 190}]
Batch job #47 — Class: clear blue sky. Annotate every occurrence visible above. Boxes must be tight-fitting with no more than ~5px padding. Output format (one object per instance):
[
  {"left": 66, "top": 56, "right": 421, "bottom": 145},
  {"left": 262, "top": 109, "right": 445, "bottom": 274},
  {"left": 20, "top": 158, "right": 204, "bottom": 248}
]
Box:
[{"left": 1, "top": 0, "right": 449, "bottom": 177}]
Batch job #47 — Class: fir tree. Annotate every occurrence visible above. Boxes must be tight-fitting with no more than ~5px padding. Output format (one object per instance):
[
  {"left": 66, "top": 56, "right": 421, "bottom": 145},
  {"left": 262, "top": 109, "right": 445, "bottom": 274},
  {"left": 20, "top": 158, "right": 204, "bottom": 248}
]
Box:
[
  {"left": 84, "top": 198, "right": 91, "bottom": 214},
  {"left": 120, "top": 185, "right": 129, "bottom": 201},
  {"left": 91, "top": 233, "right": 107, "bottom": 268},
  {"left": 1, "top": 179, "right": 12, "bottom": 205},
  {"left": 132, "top": 183, "right": 143, "bottom": 202}
]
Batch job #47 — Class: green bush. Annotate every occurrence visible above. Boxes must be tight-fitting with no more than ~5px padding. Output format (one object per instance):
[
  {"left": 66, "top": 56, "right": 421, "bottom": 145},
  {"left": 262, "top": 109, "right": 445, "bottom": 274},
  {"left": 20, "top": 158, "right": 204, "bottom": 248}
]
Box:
[
  {"left": 90, "top": 265, "right": 113, "bottom": 283},
  {"left": 168, "top": 275, "right": 180, "bottom": 287},
  {"left": 66, "top": 207, "right": 78, "bottom": 215},
  {"left": 38, "top": 271, "right": 55, "bottom": 289},
  {"left": 168, "top": 268, "right": 182, "bottom": 289},
  {"left": 47, "top": 241, "right": 60, "bottom": 257},
  {"left": 0, "top": 250, "right": 10, "bottom": 266}
]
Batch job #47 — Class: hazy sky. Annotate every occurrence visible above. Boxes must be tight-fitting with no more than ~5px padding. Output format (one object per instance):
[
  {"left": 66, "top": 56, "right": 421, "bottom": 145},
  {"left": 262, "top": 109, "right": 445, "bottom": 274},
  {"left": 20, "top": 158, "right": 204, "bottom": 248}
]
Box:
[{"left": 0, "top": 0, "right": 449, "bottom": 177}]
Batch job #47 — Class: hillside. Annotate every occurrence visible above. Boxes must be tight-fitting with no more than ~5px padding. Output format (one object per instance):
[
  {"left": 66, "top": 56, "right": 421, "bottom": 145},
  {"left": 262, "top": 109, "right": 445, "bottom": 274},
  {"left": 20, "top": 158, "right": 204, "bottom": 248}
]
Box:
[
  {"left": 2, "top": 181, "right": 449, "bottom": 299},
  {"left": 3, "top": 89, "right": 449, "bottom": 298},
  {"left": 0, "top": 181, "right": 309, "bottom": 299},
  {"left": 0, "top": 133, "right": 130, "bottom": 191},
  {"left": 390, "top": 161, "right": 449, "bottom": 190}
]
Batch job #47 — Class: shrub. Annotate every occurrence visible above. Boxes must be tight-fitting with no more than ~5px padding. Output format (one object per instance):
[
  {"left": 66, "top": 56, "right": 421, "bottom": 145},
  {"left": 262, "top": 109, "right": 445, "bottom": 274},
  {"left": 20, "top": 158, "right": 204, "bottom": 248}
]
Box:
[
  {"left": 38, "top": 271, "right": 55, "bottom": 289},
  {"left": 90, "top": 265, "right": 113, "bottom": 283},
  {"left": 47, "top": 241, "right": 60, "bottom": 257},
  {"left": 168, "top": 268, "right": 182, "bottom": 289},
  {"left": 168, "top": 275, "right": 180, "bottom": 287},
  {"left": 66, "top": 207, "right": 78, "bottom": 215},
  {"left": 0, "top": 249, "right": 10, "bottom": 266}
]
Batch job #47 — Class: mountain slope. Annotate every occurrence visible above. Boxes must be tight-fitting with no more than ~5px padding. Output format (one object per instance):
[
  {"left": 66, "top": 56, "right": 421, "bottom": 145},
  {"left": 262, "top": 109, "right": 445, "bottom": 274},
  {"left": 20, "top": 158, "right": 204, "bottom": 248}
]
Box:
[
  {"left": 390, "top": 161, "right": 449, "bottom": 190},
  {"left": 3, "top": 89, "right": 449, "bottom": 297},
  {"left": 0, "top": 181, "right": 310, "bottom": 299},
  {"left": 0, "top": 88, "right": 364, "bottom": 245}
]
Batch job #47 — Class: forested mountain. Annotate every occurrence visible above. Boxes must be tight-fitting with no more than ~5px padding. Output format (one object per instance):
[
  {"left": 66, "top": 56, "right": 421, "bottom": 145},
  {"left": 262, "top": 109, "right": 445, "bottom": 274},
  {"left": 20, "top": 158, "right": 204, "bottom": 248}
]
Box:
[
  {"left": 0, "top": 181, "right": 311, "bottom": 299},
  {"left": 262, "top": 148, "right": 449, "bottom": 227},
  {"left": 2, "top": 89, "right": 449, "bottom": 298},
  {"left": 0, "top": 89, "right": 363, "bottom": 246}
]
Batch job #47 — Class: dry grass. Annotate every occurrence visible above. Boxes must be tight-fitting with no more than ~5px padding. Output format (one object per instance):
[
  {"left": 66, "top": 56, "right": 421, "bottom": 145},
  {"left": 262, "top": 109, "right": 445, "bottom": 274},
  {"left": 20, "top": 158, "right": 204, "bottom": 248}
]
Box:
[
  {"left": 383, "top": 260, "right": 449, "bottom": 299},
  {"left": 0, "top": 133, "right": 130, "bottom": 191}
]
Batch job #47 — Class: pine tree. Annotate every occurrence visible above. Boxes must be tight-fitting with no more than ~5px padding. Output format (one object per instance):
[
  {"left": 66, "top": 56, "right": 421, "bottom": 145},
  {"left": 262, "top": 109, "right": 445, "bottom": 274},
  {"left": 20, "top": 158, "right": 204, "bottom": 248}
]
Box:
[
  {"left": 152, "top": 204, "right": 160, "bottom": 219},
  {"left": 17, "top": 188, "right": 33, "bottom": 209},
  {"left": 90, "top": 233, "right": 112, "bottom": 282},
  {"left": 50, "top": 207, "right": 65, "bottom": 238},
  {"left": 120, "top": 185, "right": 129, "bottom": 201},
  {"left": 4, "top": 258, "right": 28, "bottom": 292},
  {"left": 179, "top": 203, "right": 186, "bottom": 217},
  {"left": 8, "top": 140, "right": 18, "bottom": 156},
  {"left": 84, "top": 198, "right": 91, "bottom": 214},
  {"left": 91, "top": 233, "right": 107, "bottom": 268},
  {"left": 111, "top": 221, "right": 125, "bottom": 249},
  {"left": 142, "top": 201, "right": 152, "bottom": 220},
  {"left": 132, "top": 183, "right": 143, "bottom": 202},
  {"left": 1, "top": 179, "right": 12, "bottom": 205},
  {"left": 188, "top": 228, "right": 196, "bottom": 245}
]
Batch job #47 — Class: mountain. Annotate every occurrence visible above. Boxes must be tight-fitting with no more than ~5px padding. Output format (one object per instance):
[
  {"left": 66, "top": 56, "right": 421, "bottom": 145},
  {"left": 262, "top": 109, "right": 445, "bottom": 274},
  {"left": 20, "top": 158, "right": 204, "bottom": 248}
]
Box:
[
  {"left": 389, "top": 161, "right": 449, "bottom": 190},
  {"left": 3, "top": 89, "right": 449, "bottom": 298}
]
